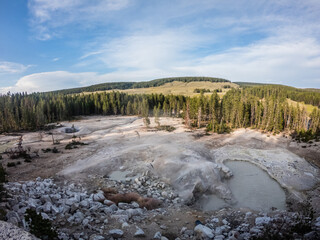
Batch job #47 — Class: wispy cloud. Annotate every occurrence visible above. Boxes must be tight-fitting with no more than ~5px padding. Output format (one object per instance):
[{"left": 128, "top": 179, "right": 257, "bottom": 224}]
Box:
[
  {"left": 3, "top": 34, "right": 319, "bottom": 94},
  {"left": 28, "top": 0, "right": 130, "bottom": 40},
  {"left": 0, "top": 61, "right": 32, "bottom": 74}
]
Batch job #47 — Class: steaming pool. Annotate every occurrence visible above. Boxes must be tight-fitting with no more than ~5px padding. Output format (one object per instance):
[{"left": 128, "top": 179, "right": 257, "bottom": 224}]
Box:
[{"left": 199, "top": 160, "right": 287, "bottom": 211}]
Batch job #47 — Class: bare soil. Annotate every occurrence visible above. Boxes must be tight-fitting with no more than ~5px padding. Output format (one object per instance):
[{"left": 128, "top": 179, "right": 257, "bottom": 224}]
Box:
[{"left": 1, "top": 115, "right": 319, "bottom": 235}]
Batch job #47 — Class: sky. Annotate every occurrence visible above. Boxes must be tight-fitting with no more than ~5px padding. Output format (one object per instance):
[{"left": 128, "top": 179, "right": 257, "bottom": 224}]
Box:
[{"left": 0, "top": 0, "right": 320, "bottom": 93}]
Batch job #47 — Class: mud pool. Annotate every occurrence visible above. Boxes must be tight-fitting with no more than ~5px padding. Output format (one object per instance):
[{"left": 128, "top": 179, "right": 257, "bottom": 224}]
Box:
[
  {"left": 108, "top": 170, "right": 137, "bottom": 181},
  {"left": 199, "top": 161, "right": 287, "bottom": 211}
]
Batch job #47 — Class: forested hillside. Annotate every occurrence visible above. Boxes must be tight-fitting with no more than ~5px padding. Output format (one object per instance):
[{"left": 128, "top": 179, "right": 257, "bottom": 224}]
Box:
[
  {"left": 52, "top": 77, "right": 229, "bottom": 95},
  {"left": 0, "top": 85, "right": 319, "bottom": 135}
]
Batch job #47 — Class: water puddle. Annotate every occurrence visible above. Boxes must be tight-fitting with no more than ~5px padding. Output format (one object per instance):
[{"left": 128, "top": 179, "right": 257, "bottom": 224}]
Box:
[
  {"left": 199, "top": 160, "right": 286, "bottom": 211},
  {"left": 108, "top": 170, "right": 136, "bottom": 181}
]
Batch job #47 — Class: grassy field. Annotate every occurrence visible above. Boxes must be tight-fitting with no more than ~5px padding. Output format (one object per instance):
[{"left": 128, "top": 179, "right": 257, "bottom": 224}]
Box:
[
  {"left": 86, "top": 81, "right": 239, "bottom": 97},
  {"left": 287, "top": 99, "right": 318, "bottom": 114}
]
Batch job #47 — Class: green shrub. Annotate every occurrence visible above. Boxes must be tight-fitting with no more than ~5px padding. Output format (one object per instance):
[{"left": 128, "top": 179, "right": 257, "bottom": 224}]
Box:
[
  {"left": 42, "top": 148, "right": 52, "bottom": 153},
  {"left": 0, "top": 164, "right": 5, "bottom": 183},
  {"left": 156, "top": 125, "right": 176, "bottom": 132},
  {"left": 25, "top": 209, "right": 58, "bottom": 240},
  {"left": 65, "top": 140, "right": 87, "bottom": 150},
  {"left": 7, "top": 162, "right": 16, "bottom": 167},
  {"left": 52, "top": 147, "right": 59, "bottom": 153}
]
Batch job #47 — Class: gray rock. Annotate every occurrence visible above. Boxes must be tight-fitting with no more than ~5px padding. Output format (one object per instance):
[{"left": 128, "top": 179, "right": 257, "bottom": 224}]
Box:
[
  {"left": 80, "top": 200, "right": 90, "bottom": 208},
  {"left": 103, "top": 199, "right": 114, "bottom": 206},
  {"left": 122, "top": 222, "right": 129, "bottom": 228},
  {"left": 74, "top": 211, "right": 85, "bottom": 223},
  {"left": 27, "top": 198, "right": 39, "bottom": 208},
  {"left": 180, "top": 227, "right": 187, "bottom": 234},
  {"left": 153, "top": 231, "right": 162, "bottom": 239},
  {"left": 109, "top": 204, "right": 118, "bottom": 212},
  {"left": 127, "top": 208, "right": 143, "bottom": 218},
  {"left": 134, "top": 227, "right": 145, "bottom": 237},
  {"left": 304, "top": 231, "right": 318, "bottom": 240},
  {"left": 6, "top": 211, "right": 20, "bottom": 225},
  {"left": 43, "top": 201, "right": 53, "bottom": 213},
  {"left": 51, "top": 205, "right": 60, "bottom": 214},
  {"left": 255, "top": 216, "right": 271, "bottom": 225},
  {"left": 118, "top": 202, "right": 130, "bottom": 210},
  {"left": 0, "top": 220, "right": 39, "bottom": 239},
  {"left": 315, "top": 217, "right": 320, "bottom": 227},
  {"left": 215, "top": 227, "right": 223, "bottom": 235},
  {"left": 184, "top": 229, "right": 194, "bottom": 236},
  {"left": 66, "top": 198, "right": 77, "bottom": 206},
  {"left": 92, "top": 191, "right": 105, "bottom": 202},
  {"left": 111, "top": 214, "right": 129, "bottom": 223},
  {"left": 89, "top": 234, "right": 105, "bottom": 240},
  {"left": 51, "top": 193, "right": 61, "bottom": 201},
  {"left": 160, "top": 225, "right": 167, "bottom": 230},
  {"left": 214, "top": 235, "right": 225, "bottom": 240},
  {"left": 161, "top": 191, "right": 168, "bottom": 198},
  {"left": 41, "top": 212, "right": 50, "bottom": 220},
  {"left": 222, "top": 219, "right": 229, "bottom": 225},
  {"left": 40, "top": 195, "right": 52, "bottom": 203},
  {"left": 194, "top": 224, "right": 214, "bottom": 239},
  {"left": 132, "top": 201, "right": 140, "bottom": 208},
  {"left": 82, "top": 218, "right": 89, "bottom": 226},
  {"left": 109, "top": 229, "right": 124, "bottom": 238}
]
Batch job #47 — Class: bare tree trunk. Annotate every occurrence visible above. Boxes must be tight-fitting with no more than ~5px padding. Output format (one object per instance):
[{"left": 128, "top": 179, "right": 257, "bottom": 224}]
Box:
[
  {"left": 197, "top": 107, "right": 201, "bottom": 128},
  {"left": 185, "top": 101, "right": 191, "bottom": 128}
]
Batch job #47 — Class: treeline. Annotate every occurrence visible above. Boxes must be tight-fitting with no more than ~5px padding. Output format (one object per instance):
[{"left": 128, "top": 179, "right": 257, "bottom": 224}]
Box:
[
  {"left": 239, "top": 85, "right": 320, "bottom": 107},
  {"left": 51, "top": 77, "right": 229, "bottom": 95},
  {"left": 0, "top": 92, "right": 186, "bottom": 132},
  {"left": 0, "top": 87, "right": 319, "bottom": 134}
]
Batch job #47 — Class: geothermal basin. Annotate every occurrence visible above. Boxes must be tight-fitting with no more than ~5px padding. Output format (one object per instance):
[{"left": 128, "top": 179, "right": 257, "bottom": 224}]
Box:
[{"left": 2, "top": 116, "right": 320, "bottom": 214}]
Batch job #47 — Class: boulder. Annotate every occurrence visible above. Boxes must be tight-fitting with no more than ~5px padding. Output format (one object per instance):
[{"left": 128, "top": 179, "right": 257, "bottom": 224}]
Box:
[
  {"left": 134, "top": 227, "right": 145, "bottom": 237},
  {"left": 194, "top": 224, "right": 214, "bottom": 239},
  {"left": 109, "top": 229, "right": 124, "bottom": 238},
  {"left": 93, "top": 191, "right": 105, "bottom": 202},
  {"left": 154, "top": 232, "right": 162, "bottom": 239}
]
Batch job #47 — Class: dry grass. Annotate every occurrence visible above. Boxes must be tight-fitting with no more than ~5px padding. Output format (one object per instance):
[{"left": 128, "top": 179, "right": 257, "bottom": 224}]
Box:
[
  {"left": 83, "top": 81, "right": 239, "bottom": 97},
  {"left": 287, "top": 99, "right": 317, "bottom": 114},
  {"left": 102, "top": 188, "right": 162, "bottom": 210}
]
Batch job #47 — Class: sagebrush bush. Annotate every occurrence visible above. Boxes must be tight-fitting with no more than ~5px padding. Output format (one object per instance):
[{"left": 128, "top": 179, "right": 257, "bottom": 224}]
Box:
[{"left": 25, "top": 209, "right": 58, "bottom": 240}]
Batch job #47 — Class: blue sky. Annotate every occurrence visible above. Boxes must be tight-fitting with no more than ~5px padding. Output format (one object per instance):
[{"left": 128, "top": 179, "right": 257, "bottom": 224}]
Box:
[{"left": 0, "top": 0, "right": 320, "bottom": 93}]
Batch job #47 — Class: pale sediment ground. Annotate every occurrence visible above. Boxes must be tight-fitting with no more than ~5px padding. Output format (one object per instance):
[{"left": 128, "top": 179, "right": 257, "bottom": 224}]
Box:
[{"left": 1, "top": 116, "right": 319, "bottom": 213}]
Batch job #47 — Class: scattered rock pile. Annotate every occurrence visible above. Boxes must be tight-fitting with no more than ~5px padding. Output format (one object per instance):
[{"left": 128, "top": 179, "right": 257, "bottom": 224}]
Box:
[
  {"left": 188, "top": 210, "right": 320, "bottom": 240},
  {"left": 2, "top": 176, "right": 320, "bottom": 239},
  {"left": 3, "top": 177, "right": 156, "bottom": 239}
]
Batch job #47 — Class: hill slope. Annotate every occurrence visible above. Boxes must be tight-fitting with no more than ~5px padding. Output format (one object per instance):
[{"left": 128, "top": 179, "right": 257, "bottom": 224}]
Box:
[
  {"left": 98, "top": 81, "right": 238, "bottom": 97},
  {"left": 52, "top": 77, "right": 230, "bottom": 94}
]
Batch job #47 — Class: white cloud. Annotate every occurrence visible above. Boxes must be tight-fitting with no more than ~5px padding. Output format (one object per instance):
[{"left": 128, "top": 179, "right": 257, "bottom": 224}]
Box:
[
  {"left": 0, "top": 71, "right": 98, "bottom": 93},
  {"left": 96, "top": 30, "right": 201, "bottom": 70},
  {"left": 174, "top": 37, "right": 320, "bottom": 87},
  {"left": 28, "top": 0, "right": 130, "bottom": 40},
  {"left": 0, "top": 61, "right": 31, "bottom": 74}
]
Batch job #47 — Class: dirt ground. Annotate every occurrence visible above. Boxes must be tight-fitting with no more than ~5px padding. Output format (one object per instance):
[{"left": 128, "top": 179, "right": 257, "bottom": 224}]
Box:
[{"left": 1, "top": 116, "right": 320, "bottom": 221}]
